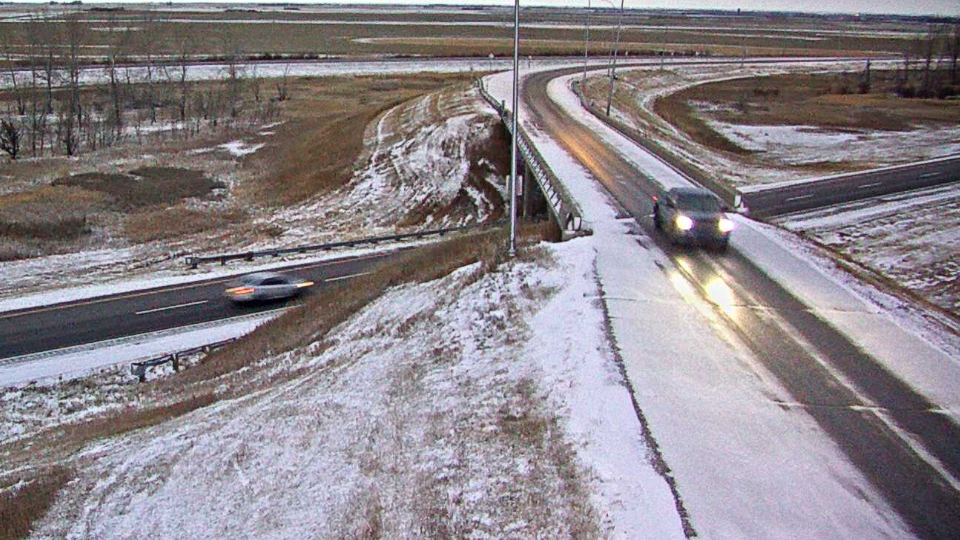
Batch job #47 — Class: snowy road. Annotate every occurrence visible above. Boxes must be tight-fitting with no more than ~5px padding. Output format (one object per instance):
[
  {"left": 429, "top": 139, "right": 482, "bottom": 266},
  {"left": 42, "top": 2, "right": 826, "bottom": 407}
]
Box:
[{"left": 489, "top": 63, "right": 960, "bottom": 538}]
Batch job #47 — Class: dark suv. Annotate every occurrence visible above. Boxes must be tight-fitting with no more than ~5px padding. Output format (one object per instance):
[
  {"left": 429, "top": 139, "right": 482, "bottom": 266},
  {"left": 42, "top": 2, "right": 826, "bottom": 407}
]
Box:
[{"left": 653, "top": 187, "right": 734, "bottom": 250}]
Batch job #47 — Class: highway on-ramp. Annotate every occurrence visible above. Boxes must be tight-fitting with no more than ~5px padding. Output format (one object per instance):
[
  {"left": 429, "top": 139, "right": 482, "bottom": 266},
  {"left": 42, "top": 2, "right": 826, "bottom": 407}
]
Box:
[{"left": 522, "top": 66, "right": 960, "bottom": 539}]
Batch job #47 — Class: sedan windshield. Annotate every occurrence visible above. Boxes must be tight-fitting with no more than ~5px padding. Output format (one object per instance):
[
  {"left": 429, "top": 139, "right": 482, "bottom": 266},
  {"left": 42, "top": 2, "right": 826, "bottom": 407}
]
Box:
[{"left": 676, "top": 194, "right": 721, "bottom": 212}]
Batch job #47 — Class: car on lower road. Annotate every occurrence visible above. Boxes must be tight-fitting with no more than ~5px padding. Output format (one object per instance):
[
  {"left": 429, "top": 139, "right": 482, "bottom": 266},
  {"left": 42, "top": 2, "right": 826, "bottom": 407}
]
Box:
[
  {"left": 653, "top": 186, "right": 734, "bottom": 250},
  {"left": 224, "top": 272, "right": 314, "bottom": 303}
]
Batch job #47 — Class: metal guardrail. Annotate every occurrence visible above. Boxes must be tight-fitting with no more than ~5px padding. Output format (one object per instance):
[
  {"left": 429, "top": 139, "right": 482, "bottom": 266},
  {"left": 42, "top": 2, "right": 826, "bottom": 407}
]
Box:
[
  {"left": 185, "top": 220, "right": 505, "bottom": 269},
  {"left": 476, "top": 79, "right": 588, "bottom": 238},
  {"left": 130, "top": 338, "right": 238, "bottom": 383}
]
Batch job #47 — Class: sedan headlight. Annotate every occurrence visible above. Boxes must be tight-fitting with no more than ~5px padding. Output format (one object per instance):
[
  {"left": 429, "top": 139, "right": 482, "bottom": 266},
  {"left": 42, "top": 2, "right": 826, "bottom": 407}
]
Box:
[
  {"left": 718, "top": 218, "right": 735, "bottom": 233},
  {"left": 675, "top": 215, "right": 694, "bottom": 231}
]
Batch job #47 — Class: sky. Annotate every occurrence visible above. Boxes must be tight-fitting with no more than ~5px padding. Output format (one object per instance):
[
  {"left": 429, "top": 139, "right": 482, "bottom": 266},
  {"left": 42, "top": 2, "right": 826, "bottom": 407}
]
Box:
[{"left": 4, "top": 1, "right": 957, "bottom": 17}]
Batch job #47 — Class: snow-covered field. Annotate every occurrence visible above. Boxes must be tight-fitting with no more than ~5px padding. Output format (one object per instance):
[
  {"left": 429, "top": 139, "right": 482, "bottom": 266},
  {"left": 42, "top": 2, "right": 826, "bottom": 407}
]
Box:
[
  {"left": 4, "top": 59, "right": 959, "bottom": 538},
  {"left": 588, "top": 60, "right": 960, "bottom": 187},
  {"left": 775, "top": 184, "right": 960, "bottom": 314},
  {"left": 2, "top": 239, "right": 684, "bottom": 539}
]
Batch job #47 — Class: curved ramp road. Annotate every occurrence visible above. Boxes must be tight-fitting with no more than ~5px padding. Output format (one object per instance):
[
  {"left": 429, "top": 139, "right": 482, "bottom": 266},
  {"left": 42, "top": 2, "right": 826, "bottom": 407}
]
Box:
[
  {"left": 0, "top": 252, "right": 395, "bottom": 363},
  {"left": 522, "top": 67, "right": 960, "bottom": 539}
]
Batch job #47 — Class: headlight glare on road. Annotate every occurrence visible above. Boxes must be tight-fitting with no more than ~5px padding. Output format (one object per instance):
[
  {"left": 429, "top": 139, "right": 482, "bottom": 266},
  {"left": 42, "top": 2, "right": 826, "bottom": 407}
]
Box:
[
  {"left": 675, "top": 215, "right": 694, "bottom": 231},
  {"left": 718, "top": 218, "right": 735, "bottom": 233}
]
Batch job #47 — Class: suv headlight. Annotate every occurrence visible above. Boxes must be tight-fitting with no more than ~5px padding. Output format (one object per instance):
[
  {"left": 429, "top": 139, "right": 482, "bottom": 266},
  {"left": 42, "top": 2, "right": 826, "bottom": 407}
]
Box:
[
  {"left": 718, "top": 218, "right": 735, "bottom": 233},
  {"left": 675, "top": 215, "right": 694, "bottom": 231}
]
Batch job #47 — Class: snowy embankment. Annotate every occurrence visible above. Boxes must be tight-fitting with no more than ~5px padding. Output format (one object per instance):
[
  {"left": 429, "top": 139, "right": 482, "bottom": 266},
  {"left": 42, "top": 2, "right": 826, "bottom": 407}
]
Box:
[
  {"left": 0, "top": 82, "right": 509, "bottom": 385},
  {"left": 598, "top": 60, "right": 960, "bottom": 188},
  {"left": 260, "top": 84, "right": 506, "bottom": 240},
  {"left": 11, "top": 241, "right": 680, "bottom": 539},
  {"left": 487, "top": 66, "right": 922, "bottom": 537}
]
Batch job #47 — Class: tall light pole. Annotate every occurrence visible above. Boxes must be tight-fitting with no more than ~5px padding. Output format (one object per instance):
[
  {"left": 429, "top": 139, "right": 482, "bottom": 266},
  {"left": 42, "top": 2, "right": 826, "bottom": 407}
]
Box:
[
  {"left": 604, "top": 0, "right": 625, "bottom": 116},
  {"left": 509, "top": 0, "right": 520, "bottom": 257},
  {"left": 582, "top": 0, "right": 591, "bottom": 82}
]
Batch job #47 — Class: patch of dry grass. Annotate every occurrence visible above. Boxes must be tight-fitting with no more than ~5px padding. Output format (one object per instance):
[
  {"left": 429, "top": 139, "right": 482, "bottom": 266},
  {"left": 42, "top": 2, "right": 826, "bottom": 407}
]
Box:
[
  {"left": 123, "top": 206, "right": 247, "bottom": 244},
  {"left": 653, "top": 92, "right": 751, "bottom": 155},
  {"left": 0, "top": 185, "right": 109, "bottom": 247},
  {"left": 658, "top": 71, "right": 960, "bottom": 151},
  {"left": 0, "top": 466, "right": 73, "bottom": 540},
  {"left": 245, "top": 73, "right": 482, "bottom": 206},
  {"left": 53, "top": 168, "right": 224, "bottom": 210}
]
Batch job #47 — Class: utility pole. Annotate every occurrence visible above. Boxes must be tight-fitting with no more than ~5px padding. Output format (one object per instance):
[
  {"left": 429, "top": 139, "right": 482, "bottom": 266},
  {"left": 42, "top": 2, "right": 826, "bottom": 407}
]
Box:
[
  {"left": 582, "top": 0, "right": 591, "bottom": 82},
  {"left": 604, "top": 0, "right": 625, "bottom": 116},
  {"left": 509, "top": 0, "right": 520, "bottom": 257}
]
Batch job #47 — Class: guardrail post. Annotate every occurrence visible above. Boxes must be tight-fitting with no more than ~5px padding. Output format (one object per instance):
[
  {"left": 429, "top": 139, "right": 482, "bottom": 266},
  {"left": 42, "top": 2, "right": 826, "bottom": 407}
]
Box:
[
  {"left": 172, "top": 353, "right": 180, "bottom": 373},
  {"left": 132, "top": 363, "right": 146, "bottom": 383}
]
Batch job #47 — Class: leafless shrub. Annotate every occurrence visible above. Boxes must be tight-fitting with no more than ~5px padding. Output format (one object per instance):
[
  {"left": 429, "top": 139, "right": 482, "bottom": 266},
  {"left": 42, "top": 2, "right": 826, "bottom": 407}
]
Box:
[{"left": 0, "top": 118, "right": 22, "bottom": 160}]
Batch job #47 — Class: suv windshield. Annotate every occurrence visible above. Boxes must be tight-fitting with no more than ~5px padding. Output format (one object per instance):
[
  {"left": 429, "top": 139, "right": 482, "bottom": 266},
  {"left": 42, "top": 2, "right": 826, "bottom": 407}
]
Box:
[{"left": 676, "top": 194, "right": 721, "bottom": 212}]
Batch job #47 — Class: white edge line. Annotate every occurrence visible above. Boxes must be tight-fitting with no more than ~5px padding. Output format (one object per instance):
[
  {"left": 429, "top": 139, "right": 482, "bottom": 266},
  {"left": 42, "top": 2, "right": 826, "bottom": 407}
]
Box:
[
  {"left": 325, "top": 272, "right": 373, "bottom": 283},
  {"left": 135, "top": 300, "right": 208, "bottom": 316}
]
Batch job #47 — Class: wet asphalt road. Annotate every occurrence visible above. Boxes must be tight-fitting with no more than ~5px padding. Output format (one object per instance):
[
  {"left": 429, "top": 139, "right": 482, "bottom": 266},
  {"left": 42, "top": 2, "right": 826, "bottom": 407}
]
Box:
[{"left": 522, "top": 66, "right": 960, "bottom": 539}]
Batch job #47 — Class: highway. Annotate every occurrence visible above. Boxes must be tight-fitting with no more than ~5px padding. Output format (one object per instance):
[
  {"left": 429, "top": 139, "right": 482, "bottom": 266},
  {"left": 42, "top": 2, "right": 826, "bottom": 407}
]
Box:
[
  {"left": 742, "top": 156, "right": 960, "bottom": 217},
  {"left": 522, "top": 67, "right": 960, "bottom": 539},
  {"left": 0, "top": 251, "right": 398, "bottom": 363}
]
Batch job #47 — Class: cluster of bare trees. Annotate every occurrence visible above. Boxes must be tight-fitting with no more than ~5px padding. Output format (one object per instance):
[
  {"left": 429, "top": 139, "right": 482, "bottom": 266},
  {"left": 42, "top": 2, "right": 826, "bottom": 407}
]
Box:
[
  {"left": 0, "top": 13, "right": 291, "bottom": 161},
  {"left": 895, "top": 23, "right": 960, "bottom": 99}
]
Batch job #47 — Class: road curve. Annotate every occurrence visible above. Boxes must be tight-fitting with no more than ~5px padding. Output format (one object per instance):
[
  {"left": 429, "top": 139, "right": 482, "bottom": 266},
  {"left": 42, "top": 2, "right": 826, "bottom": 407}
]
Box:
[{"left": 522, "top": 67, "right": 960, "bottom": 539}]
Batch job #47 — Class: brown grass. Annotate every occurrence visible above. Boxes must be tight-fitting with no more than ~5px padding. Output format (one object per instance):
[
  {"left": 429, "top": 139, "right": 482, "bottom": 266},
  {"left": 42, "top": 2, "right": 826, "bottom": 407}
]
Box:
[
  {"left": 245, "top": 73, "right": 481, "bottom": 206},
  {"left": 124, "top": 206, "right": 247, "bottom": 244},
  {"left": 0, "top": 185, "right": 109, "bottom": 242},
  {"left": 0, "top": 466, "right": 72, "bottom": 540},
  {"left": 659, "top": 71, "right": 960, "bottom": 142},
  {"left": 653, "top": 93, "right": 751, "bottom": 155},
  {"left": 53, "top": 168, "right": 224, "bottom": 209}
]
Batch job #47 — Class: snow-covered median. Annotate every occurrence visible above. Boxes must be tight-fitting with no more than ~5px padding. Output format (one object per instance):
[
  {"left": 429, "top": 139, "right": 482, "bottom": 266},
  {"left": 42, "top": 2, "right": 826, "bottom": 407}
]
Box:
[{"left": 16, "top": 243, "right": 682, "bottom": 539}]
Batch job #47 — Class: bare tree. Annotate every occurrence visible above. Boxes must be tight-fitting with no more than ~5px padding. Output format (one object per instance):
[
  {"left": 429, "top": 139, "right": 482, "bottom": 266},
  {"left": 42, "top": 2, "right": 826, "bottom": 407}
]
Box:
[
  {"left": 135, "top": 12, "right": 161, "bottom": 125},
  {"left": 0, "top": 117, "right": 22, "bottom": 160},
  {"left": 949, "top": 23, "right": 960, "bottom": 86},
  {"left": 57, "top": 95, "right": 78, "bottom": 156},
  {"left": 275, "top": 63, "right": 291, "bottom": 102},
  {"left": 102, "top": 15, "right": 134, "bottom": 140},
  {"left": 249, "top": 63, "right": 262, "bottom": 105},
  {"left": 165, "top": 23, "right": 195, "bottom": 123},
  {"left": 62, "top": 14, "right": 86, "bottom": 138},
  {"left": 0, "top": 31, "right": 27, "bottom": 115},
  {"left": 219, "top": 28, "right": 246, "bottom": 120},
  {"left": 921, "top": 25, "right": 941, "bottom": 97}
]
